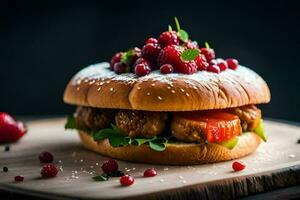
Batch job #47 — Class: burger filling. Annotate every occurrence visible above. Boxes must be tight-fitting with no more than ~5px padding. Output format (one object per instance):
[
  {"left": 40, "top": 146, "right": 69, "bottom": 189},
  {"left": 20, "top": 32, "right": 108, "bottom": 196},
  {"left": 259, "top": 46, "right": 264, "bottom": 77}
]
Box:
[{"left": 66, "top": 105, "right": 267, "bottom": 151}]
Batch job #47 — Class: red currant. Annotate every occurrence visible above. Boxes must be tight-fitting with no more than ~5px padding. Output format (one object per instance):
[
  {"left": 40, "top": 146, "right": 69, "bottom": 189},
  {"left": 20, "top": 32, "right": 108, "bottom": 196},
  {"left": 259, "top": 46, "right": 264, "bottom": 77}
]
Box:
[
  {"left": 120, "top": 175, "right": 134, "bottom": 186},
  {"left": 144, "top": 168, "right": 157, "bottom": 177},
  {"left": 101, "top": 159, "right": 118, "bottom": 174},
  {"left": 41, "top": 164, "right": 58, "bottom": 178},
  {"left": 226, "top": 58, "right": 239, "bottom": 70},
  {"left": 113, "top": 62, "right": 129, "bottom": 74},
  {"left": 145, "top": 37, "right": 158, "bottom": 44},
  {"left": 201, "top": 48, "right": 215, "bottom": 62},
  {"left": 160, "top": 64, "right": 174, "bottom": 74},
  {"left": 38, "top": 151, "right": 54, "bottom": 163},
  {"left": 14, "top": 175, "right": 24, "bottom": 182},
  {"left": 135, "top": 63, "right": 151, "bottom": 76},
  {"left": 216, "top": 59, "right": 228, "bottom": 71},
  {"left": 207, "top": 65, "right": 220, "bottom": 73},
  {"left": 110, "top": 52, "right": 123, "bottom": 70},
  {"left": 232, "top": 161, "right": 246, "bottom": 171}
]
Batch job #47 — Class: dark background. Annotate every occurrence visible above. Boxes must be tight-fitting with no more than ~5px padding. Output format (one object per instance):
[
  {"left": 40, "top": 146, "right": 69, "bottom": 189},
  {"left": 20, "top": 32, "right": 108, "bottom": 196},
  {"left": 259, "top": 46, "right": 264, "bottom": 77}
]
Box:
[{"left": 1, "top": 0, "right": 299, "bottom": 121}]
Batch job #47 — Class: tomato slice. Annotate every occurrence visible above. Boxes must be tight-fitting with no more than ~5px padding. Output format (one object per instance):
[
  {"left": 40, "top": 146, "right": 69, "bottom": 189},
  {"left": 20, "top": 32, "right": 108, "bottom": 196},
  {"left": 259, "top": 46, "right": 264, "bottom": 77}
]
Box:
[{"left": 179, "top": 111, "right": 242, "bottom": 143}]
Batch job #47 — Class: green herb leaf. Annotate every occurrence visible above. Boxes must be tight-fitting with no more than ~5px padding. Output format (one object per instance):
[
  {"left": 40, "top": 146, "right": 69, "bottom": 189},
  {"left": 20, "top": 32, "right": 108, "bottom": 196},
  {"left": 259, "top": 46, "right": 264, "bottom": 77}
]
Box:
[
  {"left": 133, "top": 138, "right": 154, "bottom": 146},
  {"left": 149, "top": 141, "right": 166, "bottom": 151},
  {"left": 174, "top": 17, "right": 181, "bottom": 31},
  {"left": 108, "top": 134, "right": 130, "bottom": 147},
  {"left": 181, "top": 48, "right": 200, "bottom": 61},
  {"left": 178, "top": 29, "right": 189, "bottom": 42},
  {"left": 121, "top": 49, "right": 134, "bottom": 65},
  {"left": 65, "top": 115, "right": 77, "bottom": 129},
  {"left": 205, "top": 41, "right": 211, "bottom": 49},
  {"left": 168, "top": 25, "right": 173, "bottom": 31},
  {"left": 254, "top": 119, "right": 268, "bottom": 142},
  {"left": 93, "top": 174, "right": 109, "bottom": 181}
]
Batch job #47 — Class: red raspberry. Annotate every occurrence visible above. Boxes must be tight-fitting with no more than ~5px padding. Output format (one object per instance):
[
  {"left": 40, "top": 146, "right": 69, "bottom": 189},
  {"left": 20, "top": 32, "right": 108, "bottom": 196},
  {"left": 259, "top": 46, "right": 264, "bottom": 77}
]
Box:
[
  {"left": 113, "top": 62, "right": 129, "bottom": 74},
  {"left": 39, "top": 151, "right": 54, "bottom": 163},
  {"left": 0, "top": 112, "right": 26, "bottom": 143},
  {"left": 135, "top": 63, "right": 151, "bottom": 76},
  {"left": 207, "top": 65, "right": 220, "bottom": 73},
  {"left": 157, "top": 45, "right": 183, "bottom": 66},
  {"left": 232, "top": 161, "right": 246, "bottom": 171},
  {"left": 144, "top": 168, "right": 157, "bottom": 177},
  {"left": 216, "top": 58, "right": 228, "bottom": 71},
  {"left": 14, "top": 175, "right": 24, "bottom": 182},
  {"left": 226, "top": 58, "right": 239, "bottom": 70},
  {"left": 41, "top": 164, "right": 58, "bottom": 178},
  {"left": 210, "top": 59, "right": 218, "bottom": 65},
  {"left": 145, "top": 37, "right": 158, "bottom": 44},
  {"left": 101, "top": 159, "right": 118, "bottom": 174},
  {"left": 160, "top": 64, "right": 174, "bottom": 74},
  {"left": 142, "top": 43, "right": 161, "bottom": 66},
  {"left": 177, "top": 61, "right": 198, "bottom": 74},
  {"left": 195, "top": 54, "right": 209, "bottom": 71},
  {"left": 110, "top": 52, "right": 123, "bottom": 70},
  {"left": 158, "top": 31, "right": 179, "bottom": 47},
  {"left": 120, "top": 175, "right": 134, "bottom": 186},
  {"left": 185, "top": 40, "right": 199, "bottom": 49},
  {"left": 200, "top": 48, "right": 215, "bottom": 62}
]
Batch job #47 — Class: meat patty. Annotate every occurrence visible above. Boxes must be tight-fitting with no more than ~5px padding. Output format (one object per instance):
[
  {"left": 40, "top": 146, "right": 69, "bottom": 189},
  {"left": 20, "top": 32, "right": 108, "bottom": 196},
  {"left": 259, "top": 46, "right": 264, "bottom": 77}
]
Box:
[
  {"left": 171, "top": 115, "right": 206, "bottom": 143},
  {"left": 229, "top": 105, "right": 261, "bottom": 131},
  {"left": 75, "top": 106, "right": 116, "bottom": 131},
  {"left": 115, "top": 110, "right": 168, "bottom": 138}
]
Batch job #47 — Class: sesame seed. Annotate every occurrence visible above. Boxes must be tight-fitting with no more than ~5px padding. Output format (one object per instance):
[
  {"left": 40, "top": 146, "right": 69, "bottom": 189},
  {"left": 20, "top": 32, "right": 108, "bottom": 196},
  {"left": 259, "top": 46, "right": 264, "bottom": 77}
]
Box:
[
  {"left": 97, "top": 87, "right": 101, "bottom": 91},
  {"left": 147, "top": 92, "right": 150, "bottom": 96},
  {"left": 76, "top": 87, "right": 80, "bottom": 91},
  {"left": 151, "top": 83, "right": 155, "bottom": 87},
  {"left": 180, "top": 88, "right": 185, "bottom": 92},
  {"left": 182, "top": 180, "right": 187, "bottom": 184},
  {"left": 110, "top": 88, "right": 114, "bottom": 92},
  {"left": 167, "top": 86, "right": 171, "bottom": 90},
  {"left": 193, "top": 86, "right": 197, "bottom": 89},
  {"left": 179, "top": 176, "right": 184, "bottom": 179},
  {"left": 106, "top": 80, "right": 110, "bottom": 83},
  {"left": 186, "top": 93, "right": 190, "bottom": 96},
  {"left": 158, "top": 96, "right": 163, "bottom": 100},
  {"left": 171, "top": 90, "right": 175, "bottom": 93},
  {"left": 137, "top": 86, "right": 141, "bottom": 90},
  {"left": 100, "top": 82, "right": 104, "bottom": 85}
]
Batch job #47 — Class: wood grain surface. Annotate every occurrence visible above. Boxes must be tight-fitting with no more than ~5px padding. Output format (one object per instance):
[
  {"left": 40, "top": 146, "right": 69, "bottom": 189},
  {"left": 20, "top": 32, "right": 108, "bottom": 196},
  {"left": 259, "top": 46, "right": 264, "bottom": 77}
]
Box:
[{"left": 0, "top": 118, "right": 299, "bottom": 200}]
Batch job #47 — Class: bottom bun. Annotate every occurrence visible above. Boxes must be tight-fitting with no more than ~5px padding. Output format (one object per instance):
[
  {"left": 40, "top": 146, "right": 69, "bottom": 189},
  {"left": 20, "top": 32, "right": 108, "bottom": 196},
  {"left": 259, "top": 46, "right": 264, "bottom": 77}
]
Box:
[{"left": 79, "top": 131, "right": 261, "bottom": 165}]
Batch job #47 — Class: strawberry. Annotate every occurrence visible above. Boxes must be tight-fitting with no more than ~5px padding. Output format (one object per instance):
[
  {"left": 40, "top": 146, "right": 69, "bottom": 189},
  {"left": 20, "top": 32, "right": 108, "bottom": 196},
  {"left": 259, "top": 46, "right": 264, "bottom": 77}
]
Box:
[
  {"left": 0, "top": 113, "right": 26, "bottom": 143},
  {"left": 184, "top": 40, "right": 199, "bottom": 49}
]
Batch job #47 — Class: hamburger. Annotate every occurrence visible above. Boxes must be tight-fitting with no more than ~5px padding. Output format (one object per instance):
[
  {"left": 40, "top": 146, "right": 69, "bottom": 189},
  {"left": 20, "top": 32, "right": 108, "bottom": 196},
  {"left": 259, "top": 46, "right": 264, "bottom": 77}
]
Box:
[{"left": 63, "top": 18, "right": 270, "bottom": 165}]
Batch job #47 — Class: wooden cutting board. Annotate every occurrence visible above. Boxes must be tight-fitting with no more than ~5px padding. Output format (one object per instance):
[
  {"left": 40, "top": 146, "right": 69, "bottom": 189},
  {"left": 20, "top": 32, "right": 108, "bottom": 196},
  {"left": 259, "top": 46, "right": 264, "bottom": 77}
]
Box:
[{"left": 0, "top": 118, "right": 299, "bottom": 200}]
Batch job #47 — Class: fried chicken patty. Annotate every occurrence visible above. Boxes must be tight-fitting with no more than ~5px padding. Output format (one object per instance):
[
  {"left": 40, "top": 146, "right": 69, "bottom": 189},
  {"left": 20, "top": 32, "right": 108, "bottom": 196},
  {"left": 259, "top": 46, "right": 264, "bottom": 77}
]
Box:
[
  {"left": 115, "top": 110, "right": 168, "bottom": 138},
  {"left": 75, "top": 106, "right": 116, "bottom": 131},
  {"left": 171, "top": 105, "right": 261, "bottom": 143}
]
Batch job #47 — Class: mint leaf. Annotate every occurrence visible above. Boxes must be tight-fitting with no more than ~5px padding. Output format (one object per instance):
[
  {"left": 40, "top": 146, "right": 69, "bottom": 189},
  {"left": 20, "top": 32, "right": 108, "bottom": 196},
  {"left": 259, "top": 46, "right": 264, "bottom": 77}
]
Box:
[
  {"left": 168, "top": 25, "right": 173, "bottom": 31},
  {"left": 149, "top": 141, "right": 166, "bottom": 151},
  {"left": 93, "top": 174, "right": 109, "bottom": 181},
  {"left": 178, "top": 29, "right": 189, "bottom": 42},
  {"left": 121, "top": 49, "right": 134, "bottom": 65},
  {"left": 181, "top": 48, "right": 200, "bottom": 61},
  {"left": 65, "top": 115, "right": 77, "bottom": 129},
  {"left": 174, "top": 17, "right": 181, "bottom": 31}
]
